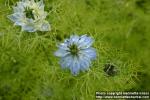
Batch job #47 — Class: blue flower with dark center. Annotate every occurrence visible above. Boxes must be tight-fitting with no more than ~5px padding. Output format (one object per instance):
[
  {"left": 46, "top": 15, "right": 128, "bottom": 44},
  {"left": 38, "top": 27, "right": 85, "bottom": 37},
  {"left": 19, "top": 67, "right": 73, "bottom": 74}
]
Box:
[{"left": 55, "top": 34, "right": 96, "bottom": 75}]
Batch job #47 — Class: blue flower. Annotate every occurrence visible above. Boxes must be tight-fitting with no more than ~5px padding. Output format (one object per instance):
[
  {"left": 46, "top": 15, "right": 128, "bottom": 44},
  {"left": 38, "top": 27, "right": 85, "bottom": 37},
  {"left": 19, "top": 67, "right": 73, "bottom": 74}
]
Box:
[
  {"left": 8, "top": 0, "right": 51, "bottom": 32},
  {"left": 55, "top": 34, "right": 96, "bottom": 75}
]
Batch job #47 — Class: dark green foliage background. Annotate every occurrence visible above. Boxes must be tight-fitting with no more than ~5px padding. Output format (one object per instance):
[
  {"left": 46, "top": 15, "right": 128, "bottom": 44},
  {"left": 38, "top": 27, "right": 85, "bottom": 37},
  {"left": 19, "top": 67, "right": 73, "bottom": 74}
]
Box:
[{"left": 0, "top": 0, "right": 150, "bottom": 100}]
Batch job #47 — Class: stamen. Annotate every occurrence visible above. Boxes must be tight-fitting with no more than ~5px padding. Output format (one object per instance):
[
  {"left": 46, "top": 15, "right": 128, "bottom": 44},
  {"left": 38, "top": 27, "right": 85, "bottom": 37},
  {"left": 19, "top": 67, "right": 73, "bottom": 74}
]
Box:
[
  {"left": 69, "top": 44, "right": 79, "bottom": 56},
  {"left": 24, "top": 7, "right": 35, "bottom": 19}
]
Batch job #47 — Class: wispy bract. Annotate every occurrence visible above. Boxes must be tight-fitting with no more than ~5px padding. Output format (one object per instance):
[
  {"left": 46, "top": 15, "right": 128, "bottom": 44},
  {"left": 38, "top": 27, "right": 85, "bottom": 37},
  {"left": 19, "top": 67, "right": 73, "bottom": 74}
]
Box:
[
  {"left": 55, "top": 34, "right": 96, "bottom": 75},
  {"left": 8, "top": 0, "right": 51, "bottom": 32}
]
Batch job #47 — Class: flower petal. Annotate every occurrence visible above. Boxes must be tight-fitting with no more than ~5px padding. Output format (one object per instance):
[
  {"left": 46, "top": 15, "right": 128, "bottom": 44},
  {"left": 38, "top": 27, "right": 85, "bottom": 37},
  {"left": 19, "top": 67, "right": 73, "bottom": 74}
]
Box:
[
  {"left": 79, "top": 47, "right": 96, "bottom": 60},
  {"left": 78, "top": 55, "right": 91, "bottom": 71},
  {"left": 70, "top": 57, "right": 80, "bottom": 75},
  {"left": 8, "top": 14, "right": 24, "bottom": 26},
  {"left": 13, "top": 6, "right": 24, "bottom": 13},
  {"left": 40, "top": 21, "right": 51, "bottom": 31},
  {"left": 7, "top": 13, "right": 23, "bottom": 23},
  {"left": 60, "top": 55, "right": 74, "bottom": 69},
  {"left": 58, "top": 43, "right": 69, "bottom": 50},
  {"left": 22, "top": 25, "right": 36, "bottom": 32},
  {"left": 78, "top": 35, "right": 93, "bottom": 49},
  {"left": 55, "top": 49, "right": 69, "bottom": 57},
  {"left": 69, "top": 35, "right": 79, "bottom": 45},
  {"left": 38, "top": 0, "right": 44, "bottom": 10}
]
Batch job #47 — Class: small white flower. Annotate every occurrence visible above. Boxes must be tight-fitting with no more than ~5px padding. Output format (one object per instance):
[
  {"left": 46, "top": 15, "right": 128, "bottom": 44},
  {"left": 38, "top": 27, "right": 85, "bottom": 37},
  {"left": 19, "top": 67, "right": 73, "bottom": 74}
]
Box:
[{"left": 8, "top": 0, "right": 51, "bottom": 32}]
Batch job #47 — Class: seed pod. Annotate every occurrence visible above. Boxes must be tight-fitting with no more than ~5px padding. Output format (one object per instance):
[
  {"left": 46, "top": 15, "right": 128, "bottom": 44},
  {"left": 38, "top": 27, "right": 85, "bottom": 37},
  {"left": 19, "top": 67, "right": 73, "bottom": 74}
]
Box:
[{"left": 104, "top": 63, "right": 118, "bottom": 76}]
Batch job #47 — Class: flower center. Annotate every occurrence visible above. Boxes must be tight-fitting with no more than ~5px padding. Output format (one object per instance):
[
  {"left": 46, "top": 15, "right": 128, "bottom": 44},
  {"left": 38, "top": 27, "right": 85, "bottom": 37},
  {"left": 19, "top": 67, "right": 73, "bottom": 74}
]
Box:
[
  {"left": 69, "top": 44, "right": 79, "bottom": 55},
  {"left": 24, "top": 7, "right": 35, "bottom": 19}
]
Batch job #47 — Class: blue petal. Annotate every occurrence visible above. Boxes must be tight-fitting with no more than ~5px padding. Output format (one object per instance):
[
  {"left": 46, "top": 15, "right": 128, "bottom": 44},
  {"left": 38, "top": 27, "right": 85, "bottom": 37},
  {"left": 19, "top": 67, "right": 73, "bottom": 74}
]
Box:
[
  {"left": 60, "top": 55, "right": 74, "bottom": 69},
  {"left": 13, "top": 6, "right": 24, "bottom": 13},
  {"left": 58, "top": 43, "right": 69, "bottom": 50},
  {"left": 78, "top": 55, "right": 91, "bottom": 71},
  {"left": 7, "top": 13, "right": 23, "bottom": 23},
  {"left": 16, "top": 2, "right": 26, "bottom": 11},
  {"left": 26, "top": 18, "right": 34, "bottom": 23},
  {"left": 64, "top": 39, "right": 70, "bottom": 46},
  {"left": 69, "top": 35, "right": 79, "bottom": 45},
  {"left": 70, "top": 57, "right": 80, "bottom": 75},
  {"left": 40, "top": 21, "right": 51, "bottom": 31},
  {"left": 22, "top": 25, "right": 36, "bottom": 32},
  {"left": 55, "top": 49, "right": 69, "bottom": 57},
  {"left": 38, "top": 0, "right": 44, "bottom": 10},
  {"left": 8, "top": 13, "right": 25, "bottom": 26},
  {"left": 78, "top": 35, "right": 93, "bottom": 49},
  {"left": 79, "top": 47, "right": 96, "bottom": 60},
  {"left": 14, "top": 21, "right": 24, "bottom": 26}
]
